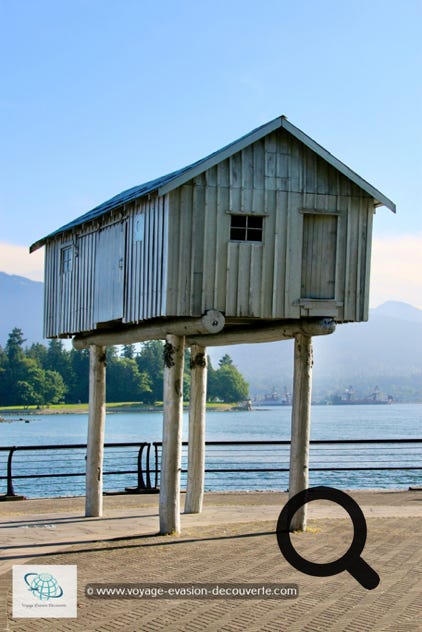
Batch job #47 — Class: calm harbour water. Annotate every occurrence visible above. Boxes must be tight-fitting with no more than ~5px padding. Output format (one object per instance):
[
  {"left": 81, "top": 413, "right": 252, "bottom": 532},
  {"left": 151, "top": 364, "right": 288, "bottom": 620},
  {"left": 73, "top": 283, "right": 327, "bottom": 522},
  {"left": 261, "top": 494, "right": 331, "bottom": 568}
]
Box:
[{"left": 1, "top": 403, "right": 421, "bottom": 496}]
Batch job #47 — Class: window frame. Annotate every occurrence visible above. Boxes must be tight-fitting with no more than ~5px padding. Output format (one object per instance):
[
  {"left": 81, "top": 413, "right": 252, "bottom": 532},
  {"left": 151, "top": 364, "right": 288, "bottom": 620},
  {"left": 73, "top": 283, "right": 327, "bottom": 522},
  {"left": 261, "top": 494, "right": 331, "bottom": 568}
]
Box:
[
  {"left": 60, "top": 244, "right": 74, "bottom": 275},
  {"left": 229, "top": 213, "right": 265, "bottom": 243}
]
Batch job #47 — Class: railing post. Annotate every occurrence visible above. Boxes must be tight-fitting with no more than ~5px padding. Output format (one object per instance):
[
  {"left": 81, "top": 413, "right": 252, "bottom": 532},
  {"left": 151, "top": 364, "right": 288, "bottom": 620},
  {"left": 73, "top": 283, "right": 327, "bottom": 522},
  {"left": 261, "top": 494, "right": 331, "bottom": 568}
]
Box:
[
  {"left": 125, "top": 443, "right": 146, "bottom": 493},
  {"left": 0, "top": 447, "right": 25, "bottom": 501},
  {"left": 153, "top": 442, "right": 159, "bottom": 490},
  {"left": 6, "top": 447, "right": 17, "bottom": 497},
  {"left": 139, "top": 444, "right": 148, "bottom": 490},
  {"left": 145, "top": 443, "right": 152, "bottom": 490}
]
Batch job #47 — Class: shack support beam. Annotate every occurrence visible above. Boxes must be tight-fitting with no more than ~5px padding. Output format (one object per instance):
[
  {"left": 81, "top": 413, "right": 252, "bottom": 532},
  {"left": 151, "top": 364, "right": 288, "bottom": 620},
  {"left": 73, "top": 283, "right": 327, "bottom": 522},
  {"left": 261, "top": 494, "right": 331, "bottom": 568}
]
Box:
[
  {"left": 159, "top": 335, "right": 185, "bottom": 535},
  {"left": 73, "top": 316, "right": 334, "bottom": 350},
  {"left": 187, "top": 318, "right": 335, "bottom": 347},
  {"left": 288, "top": 334, "right": 313, "bottom": 531},
  {"left": 85, "top": 345, "right": 107, "bottom": 517},
  {"left": 185, "top": 345, "right": 208, "bottom": 514},
  {"left": 73, "top": 311, "right": 224, "bottom": 349}
]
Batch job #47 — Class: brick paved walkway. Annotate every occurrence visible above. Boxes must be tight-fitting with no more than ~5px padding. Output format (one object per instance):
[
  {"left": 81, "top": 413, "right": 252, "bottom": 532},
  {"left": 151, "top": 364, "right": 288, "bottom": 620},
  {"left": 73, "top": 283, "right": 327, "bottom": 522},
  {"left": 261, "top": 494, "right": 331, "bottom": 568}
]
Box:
[{"left": 1, "top": 491, "right": 422, "bottom": 631}]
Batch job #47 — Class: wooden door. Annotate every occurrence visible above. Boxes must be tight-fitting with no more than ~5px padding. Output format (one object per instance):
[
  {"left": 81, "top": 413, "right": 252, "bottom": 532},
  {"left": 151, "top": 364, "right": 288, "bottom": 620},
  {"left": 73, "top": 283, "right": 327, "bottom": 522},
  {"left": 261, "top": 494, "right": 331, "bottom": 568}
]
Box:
[
  {"left": 301, "top": 214, "right": 337, "bottom": 299},
  {"left": 94, "top": 223, "right": 126, "bottom": 324}
]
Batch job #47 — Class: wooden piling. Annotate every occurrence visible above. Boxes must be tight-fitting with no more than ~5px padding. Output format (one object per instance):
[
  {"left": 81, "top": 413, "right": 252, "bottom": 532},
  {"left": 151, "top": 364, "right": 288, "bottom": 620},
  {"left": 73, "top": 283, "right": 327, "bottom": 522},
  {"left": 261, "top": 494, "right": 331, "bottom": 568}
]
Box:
[
  {"left": 159, "top": 334, "right": 185, "bottom": 534},
  {"left": 85, "top": 345, "right": 106, "bottom": 517},
  {"left": 288, "top": 334, "right": 313, "bottom": 531},
  {"left": 185, "top": 345, "right": 207, "bottom": 514}
]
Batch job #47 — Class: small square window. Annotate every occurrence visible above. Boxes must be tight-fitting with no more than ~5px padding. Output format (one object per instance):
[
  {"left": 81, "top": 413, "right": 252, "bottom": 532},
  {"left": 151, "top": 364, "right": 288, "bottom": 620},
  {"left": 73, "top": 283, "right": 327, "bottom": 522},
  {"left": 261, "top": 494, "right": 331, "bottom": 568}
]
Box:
[
  {"left": 230, "top": 215, "right": 263, "bottom": 242},
  {"left": 61, "top": 246, "right": 73, "bottom": 274}
]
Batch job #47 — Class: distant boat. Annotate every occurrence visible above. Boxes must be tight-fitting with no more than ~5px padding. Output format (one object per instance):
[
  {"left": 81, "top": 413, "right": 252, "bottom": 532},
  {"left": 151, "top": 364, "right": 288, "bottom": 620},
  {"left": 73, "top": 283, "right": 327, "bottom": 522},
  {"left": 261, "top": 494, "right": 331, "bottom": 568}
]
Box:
[
  {"left": 256, "top": 389, "right": 291, "bottom": 406},
  {"left": 331, "top": 386, "right": 393, "bottom": 405}
]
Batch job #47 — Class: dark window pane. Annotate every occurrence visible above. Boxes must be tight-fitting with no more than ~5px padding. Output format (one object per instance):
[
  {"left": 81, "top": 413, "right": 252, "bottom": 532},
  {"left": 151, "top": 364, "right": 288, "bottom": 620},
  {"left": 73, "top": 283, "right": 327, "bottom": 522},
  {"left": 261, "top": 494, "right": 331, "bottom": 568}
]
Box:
[
  {"left": 231, "top": 215, "right": 247, "bottom": 228},
  {"left": 246, "top": 228, "right": 263, "bottom": 242},
  {"left": 230, "top": 227, "right": 247, "bottom": 240},
  {"left": 247, "top": 216, "right": 263, "bottom": 229}
]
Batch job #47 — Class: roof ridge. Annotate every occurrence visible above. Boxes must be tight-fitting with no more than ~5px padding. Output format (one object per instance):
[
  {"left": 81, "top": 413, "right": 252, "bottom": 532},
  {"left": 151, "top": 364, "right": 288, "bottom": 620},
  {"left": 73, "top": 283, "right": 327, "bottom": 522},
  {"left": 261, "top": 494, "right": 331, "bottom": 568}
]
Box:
[{"left": 30, "top": 116, "right": 395, "bottom": 253}]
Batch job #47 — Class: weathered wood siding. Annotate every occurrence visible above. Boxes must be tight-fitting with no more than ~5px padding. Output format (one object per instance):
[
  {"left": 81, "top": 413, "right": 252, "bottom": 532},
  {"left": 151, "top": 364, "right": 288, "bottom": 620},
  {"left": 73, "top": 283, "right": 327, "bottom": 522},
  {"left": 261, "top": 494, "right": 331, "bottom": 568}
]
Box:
[
  {"left": 44, "top": 197, "right": 168, "bottom": 337},
  {"left": 301, "top": 213, "right": 338, "bottom": 299},
  {"left": 165, "top": 129, "right": 374, "bottom": 323},
  {"left": 124, "top": 196, "right": 168, "bottom": 324},
  {"left": 94, "top": 223, "right": 126, "bottom": 324},
  {"left": 44, "top": 127, "right": 375, "bottom": 337}
]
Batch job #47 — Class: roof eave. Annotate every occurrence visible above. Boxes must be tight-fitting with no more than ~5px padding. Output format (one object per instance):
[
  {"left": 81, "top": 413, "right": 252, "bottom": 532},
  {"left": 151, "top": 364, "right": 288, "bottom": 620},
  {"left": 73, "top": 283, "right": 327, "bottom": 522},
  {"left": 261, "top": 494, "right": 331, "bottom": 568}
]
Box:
[
  {"left": 29, "top": 239, "right": 44, "bottom": 254},
  {"left": 29, "top": 115, "right": 396, "bottom": 253},
  {"left": 374, "top": 199, "right": 396, "bottom": 213},
  {"left": 280, "top": 118, "right": 396, "bottom": 213},
  {"left": 158, "top": 116, "right": 395, "bottom": 212},
  {"left": 29, "top": 185, "right": 161, "bottom": 253}
]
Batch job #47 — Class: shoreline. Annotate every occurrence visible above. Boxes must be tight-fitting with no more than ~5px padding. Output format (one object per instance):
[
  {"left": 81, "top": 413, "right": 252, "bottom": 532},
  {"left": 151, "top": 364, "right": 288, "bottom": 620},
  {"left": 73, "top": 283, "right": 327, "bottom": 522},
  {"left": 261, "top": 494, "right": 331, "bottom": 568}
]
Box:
[
  {"left": 0, "top": 402, "right": 238, "bottom": 418},
  {"left": 1, "top": 400, "right": 420, "bottom": 419}
]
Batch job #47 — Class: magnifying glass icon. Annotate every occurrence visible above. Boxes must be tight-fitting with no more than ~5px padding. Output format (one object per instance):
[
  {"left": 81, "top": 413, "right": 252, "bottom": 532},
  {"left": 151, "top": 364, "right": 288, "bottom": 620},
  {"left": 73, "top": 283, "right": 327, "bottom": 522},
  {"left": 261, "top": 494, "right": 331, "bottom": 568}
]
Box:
[{"left": 276, "top": 486, "right": 380, "bottom": 590}]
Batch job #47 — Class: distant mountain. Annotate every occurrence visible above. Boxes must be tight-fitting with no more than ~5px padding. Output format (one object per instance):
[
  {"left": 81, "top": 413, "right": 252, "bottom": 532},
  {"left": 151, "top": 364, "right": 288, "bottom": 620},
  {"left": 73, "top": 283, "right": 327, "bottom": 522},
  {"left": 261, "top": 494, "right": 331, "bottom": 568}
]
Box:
[
  {"left": 0, "top": 272, "right": 44, "bottom": 345},
  {"left": 371, "top": 301, "right": 422, "bottom": 324},
  {"left": 1, "top": 271, "right": 421, "bottom": 400},
  {"left": 209, "top": 301, "right": 422, "bottom": 400}
]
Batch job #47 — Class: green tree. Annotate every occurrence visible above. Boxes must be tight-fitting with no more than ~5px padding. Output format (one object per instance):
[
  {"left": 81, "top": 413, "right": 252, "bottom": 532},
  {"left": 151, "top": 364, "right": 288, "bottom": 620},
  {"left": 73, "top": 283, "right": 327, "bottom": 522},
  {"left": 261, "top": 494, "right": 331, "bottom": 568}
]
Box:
[
  {"left": 68, "top": 348, "right": 90, "bottom": 403},
  {"left": 183, "top": 347, "right": 191, "bottom": 400},
  {"left": 15, "top": 380, "right": 39, "bottom": 406},
  {"left": 121, "top": 344, "right": 136, "bottom": 359},
  {"left": 23, "top": 362, "right": 46, "bottom": 403},
  {"left": 27, "top": 342, "right": 48, "bottom": 366},
  {"left": 6, "top": 328, "right": 26, "bottom": 364},
  {"left": 206, "top": 356, "right": 219, "bottom": 401},
  {"left": 0, "top": 328, "right": 251, "bottom": 407},
  {"left": 107, "top": 357, "right": 151, "bottom": 402},
  {"left": 218, "top": 354, "right": 233, "bottom": 367},
  {"left": 3, "top": 328, "right": 30, "bottom": 404},
  {"left": 11, "top": 361, "right": 65, "bottom": 406},
  {"left": 45, "top": 340, "right": 73, "bottom": 383},
  {"left": 42, "top": 369, "right": 67, "bottom": 404},
  {"left": 27, "top": 339, "right": 72, "bottom": 404},
  {"left": 207, "top": 354, "right": 249, "bottom": 403},
  {"left": 136, "top": 341, "right": 164, "bottom": 404},
  {"left": 0, "top": 346, "right": 8, "bottom": 404},
  {"left": 0, "top": 329, "right": 70, "bottom": 405},
  {"left": 215, "top": 364, "right": 249, "bottom": 403}
]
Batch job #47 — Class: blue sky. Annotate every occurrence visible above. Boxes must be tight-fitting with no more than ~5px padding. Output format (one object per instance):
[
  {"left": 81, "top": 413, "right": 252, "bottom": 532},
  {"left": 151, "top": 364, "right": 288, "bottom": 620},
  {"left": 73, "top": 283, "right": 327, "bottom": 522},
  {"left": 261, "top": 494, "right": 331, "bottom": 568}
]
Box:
[{"left": 1, "top": 0, "right": 421, "bottom": 305}]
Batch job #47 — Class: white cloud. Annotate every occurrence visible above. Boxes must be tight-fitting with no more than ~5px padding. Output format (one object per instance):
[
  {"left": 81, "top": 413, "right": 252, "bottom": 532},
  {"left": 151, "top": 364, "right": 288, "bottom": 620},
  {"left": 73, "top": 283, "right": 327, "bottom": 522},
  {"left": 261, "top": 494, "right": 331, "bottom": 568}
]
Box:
[
  {"left": 370, "top": 234, "right": 422, "bottom": 309},
  {"left": 0, "top": 242, "right": 44, "bottom": 281}
]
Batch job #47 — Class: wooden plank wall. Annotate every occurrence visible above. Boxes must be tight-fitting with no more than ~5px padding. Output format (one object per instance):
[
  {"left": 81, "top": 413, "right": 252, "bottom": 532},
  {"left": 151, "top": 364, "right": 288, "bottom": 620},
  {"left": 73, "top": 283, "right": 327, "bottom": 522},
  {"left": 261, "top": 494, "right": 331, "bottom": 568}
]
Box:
[
  {"left": 124, "top": 196, "right": 168, "bottom": 324},
  {"left": 43, "top": 127, "right": 375, "bottom": 338},
  {"left": 165, "top": 129, "right": 374, "bottom": 323},
  {"left": 94, "top": 223, "right": 126, "bottom": 324},
  {"left": 301, "top": 213, "right": 338, "bottom": 299},
  {"left": 44, "top": 229, "right": 97, "bottom": 338},
  {"left": 44, "top": 197, "right": 168, "bottom": 337}
]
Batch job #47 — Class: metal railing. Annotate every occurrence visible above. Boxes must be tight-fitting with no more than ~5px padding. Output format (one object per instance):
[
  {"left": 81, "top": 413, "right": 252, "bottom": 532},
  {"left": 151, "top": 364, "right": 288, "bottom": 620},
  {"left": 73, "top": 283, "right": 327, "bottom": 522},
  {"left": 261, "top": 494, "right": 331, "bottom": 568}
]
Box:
[
  {"left": 1, "top": 439, "right": 421, "bottom": 500},
  {"left": 0, "top": 442, "right": 158, "bottom": 500}
]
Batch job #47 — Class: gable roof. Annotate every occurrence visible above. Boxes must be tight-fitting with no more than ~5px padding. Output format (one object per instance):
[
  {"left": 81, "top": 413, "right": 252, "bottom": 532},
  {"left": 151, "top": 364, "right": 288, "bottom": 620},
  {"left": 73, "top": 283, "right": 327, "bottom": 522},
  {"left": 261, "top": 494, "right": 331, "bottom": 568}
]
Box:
[{"left": 30, "top": 116, "right": 395, "bottom": 253}]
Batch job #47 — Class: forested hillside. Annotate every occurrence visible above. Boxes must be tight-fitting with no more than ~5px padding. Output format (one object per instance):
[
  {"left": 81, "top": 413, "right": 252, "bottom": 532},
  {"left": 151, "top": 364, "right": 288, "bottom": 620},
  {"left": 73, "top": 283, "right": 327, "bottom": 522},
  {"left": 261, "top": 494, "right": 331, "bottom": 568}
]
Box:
[{"left": 0, "top": 328, "right": 249, "bottom": 406}]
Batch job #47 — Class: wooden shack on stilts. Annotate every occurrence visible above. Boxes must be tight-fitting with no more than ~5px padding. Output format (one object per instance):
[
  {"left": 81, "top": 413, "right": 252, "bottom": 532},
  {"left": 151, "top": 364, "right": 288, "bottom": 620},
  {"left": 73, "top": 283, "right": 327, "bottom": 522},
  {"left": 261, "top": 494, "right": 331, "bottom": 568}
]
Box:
[{"left": 31, "top": 116, "right": 395, "bottom": 534}]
